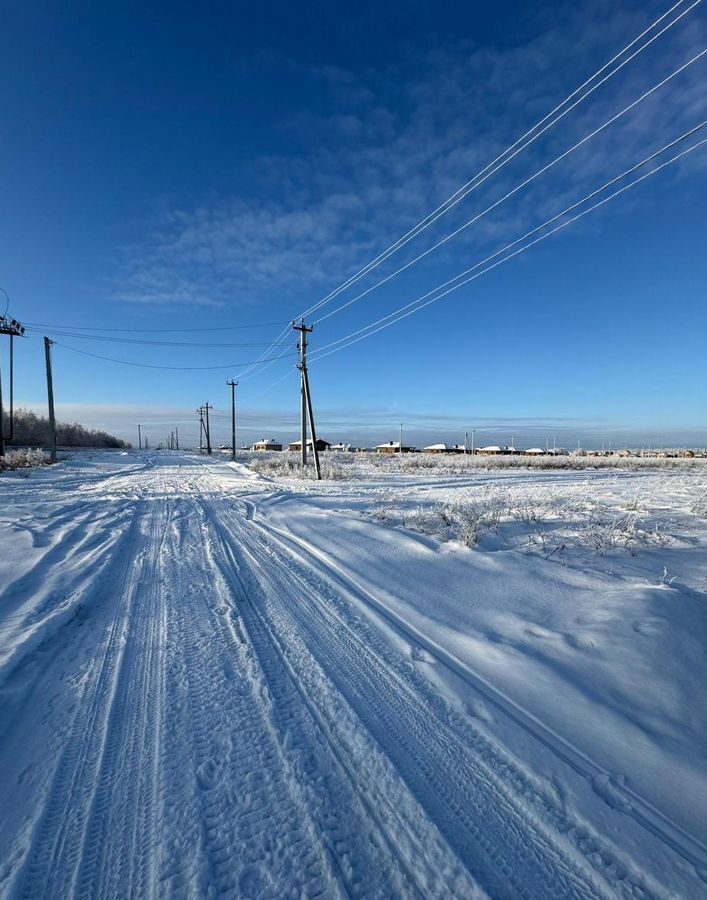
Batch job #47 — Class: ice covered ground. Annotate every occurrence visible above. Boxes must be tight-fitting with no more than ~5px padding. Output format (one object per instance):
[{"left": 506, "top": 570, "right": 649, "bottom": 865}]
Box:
[{"left": 0, "top": 450, "right": 705, "bottom": 899}]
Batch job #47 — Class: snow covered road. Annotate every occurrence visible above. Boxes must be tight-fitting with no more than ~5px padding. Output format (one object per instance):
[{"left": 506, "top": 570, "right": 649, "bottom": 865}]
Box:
[{"left": 0, "top": 452, "right": 704, "bottom": 898}]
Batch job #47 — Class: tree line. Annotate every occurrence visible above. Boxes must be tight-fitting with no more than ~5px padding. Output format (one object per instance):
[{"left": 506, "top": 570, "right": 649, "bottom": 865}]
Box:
[{"left": 2, "top": 408, "right": 131, "bottom": 449}]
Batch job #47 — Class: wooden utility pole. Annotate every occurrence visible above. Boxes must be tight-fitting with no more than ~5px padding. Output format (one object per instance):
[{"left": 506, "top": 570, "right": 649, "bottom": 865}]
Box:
[
  {"left": 138, "top": 424, "right": 142, "bottom": 450},
  {"left": 399, "top": 423, "right": 403, "bottom": 454},
  {"left": 44, "top": 337, "right": 57, "bottom": 463},
  {"left": 175, "top": 427, "right": 179, "bottom": 450},
  {"left": 204, "top": 402, "right": 212, "bottom": 455},
  {"left": 9, "top": 335, "right": 14, "bottom": 440},
  {"left": 302, "top": 367, "right": 321, "bottom": 480},
  {"left": 292, "top": 320, "right": 321, "bottom": 479},
  {"left": 0, "top": 311, "right": 26, "bottom": 455},
  {"left": 293, "top": 320, "right": 313, "bottom": 472},
  {"left": 197, "top": 407, "right": 205, "bottom": 451},
  {"left": 227, "top": 379, "right": 238, "bottom": 461},
  {"left": 0, "top": 348, "right": 4, "bottom": 457}
]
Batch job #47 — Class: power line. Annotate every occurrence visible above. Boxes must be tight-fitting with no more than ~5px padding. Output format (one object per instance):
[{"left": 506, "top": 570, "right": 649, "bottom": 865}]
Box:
[
  {"left": 308, "top": 132, "right": 707, "bottom": 364},
  {"left": 245, "top": 3, "right": 703, "bottom": 382},
  {"left": 51, "top": 342, "right": 296, "bottom": 370},
  {"left": 313, "top": 46, "right": 707, "bottom": 326},
  {"left": 234, "top": 322, "right": 297, "bottom": 382},
  {"left": 25, "top": 328, "right": 281, "bottom": 348},
  {"left": 23, "top": 319, "right": 288, "bottom": 333},
  {"left": 297, "top": 0, "right": 702, "bottom": 322}
]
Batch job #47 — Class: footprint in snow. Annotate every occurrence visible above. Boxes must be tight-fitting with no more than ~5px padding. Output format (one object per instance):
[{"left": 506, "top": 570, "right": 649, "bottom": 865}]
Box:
[
  {"left": 196, "top": 758, "right": 221, "bottom": 791},
  {"left": 239, "top": 863, "right": 274, "bottom": 898}
]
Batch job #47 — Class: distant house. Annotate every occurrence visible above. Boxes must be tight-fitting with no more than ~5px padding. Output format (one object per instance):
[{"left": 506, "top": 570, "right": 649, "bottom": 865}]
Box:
[
  {"left": 476, "top": 445, "right": 503, "bottom": 455},
  {"left": 451, "top": 444, "right": 467, "bottom": 454},
  {"left": 422, "top": 443, "right": 449, "bottom": 454},
  {"left": 524, "top": 448, "right": 545, "bottom": 455},
  {"left": 288, "top": 438, "right": 331, "bottom": 452},
  {"left": 252, "top": 438, "right": 282, "bottom": 451},
  {"left": 679, "top": 448, "right": 695, "bottom": 458},
  {"left": 505, "top": 445, "right": 521, "bottom": 455},
  {"left": 375, "top": 441, "right": 414, "bottom": 454},
  {"left": 330, "top": 442, "right": 351, "bottom": 452}
]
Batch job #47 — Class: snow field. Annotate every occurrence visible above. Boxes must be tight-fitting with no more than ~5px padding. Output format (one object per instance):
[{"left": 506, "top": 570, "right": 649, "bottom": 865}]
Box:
[{"left": 0, "top": 451, "right": 705, "bottom": 898}]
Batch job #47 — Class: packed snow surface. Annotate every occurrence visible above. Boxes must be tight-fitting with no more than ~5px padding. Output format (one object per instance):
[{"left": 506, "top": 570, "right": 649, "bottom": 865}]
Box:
[{"left": 0, "top": 450, "right": 705, "bottom": 899}]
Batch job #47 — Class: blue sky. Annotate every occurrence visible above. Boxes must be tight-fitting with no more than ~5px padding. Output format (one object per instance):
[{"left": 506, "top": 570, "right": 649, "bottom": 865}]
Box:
[{"left": 2, "top": 0, "right": 705, "bottom": 448}]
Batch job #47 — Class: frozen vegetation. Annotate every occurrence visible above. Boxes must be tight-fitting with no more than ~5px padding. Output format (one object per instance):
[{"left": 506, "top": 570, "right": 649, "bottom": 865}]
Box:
[
  {"left": 246, "top": 447, "right": 704, "bottom": 480},
  {"left": 0, "top": 448, "right": 49, "bottom": 472},
  {"left": 0, "top": 450, "right": 705, "bottom": 898}
]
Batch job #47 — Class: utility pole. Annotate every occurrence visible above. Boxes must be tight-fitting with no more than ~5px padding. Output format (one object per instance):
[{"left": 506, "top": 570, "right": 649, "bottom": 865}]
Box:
[
  {"left": 204, "top": 402, "right": 212, "bottom": 455},
  {"left": 44, "top": 337, "right": 57, "bottom": 463},
  {"left": 0, "top": 310, "right": 26, "bottom": 456},
  {"left": 464, "top": 431, "right": 468, "bottom": 454},
  {"left": 302, "top": 365, "right": 321, "bottom": 480},
  {"left": 0, "top": 348, "right": 4, "bottom": 458},
  {"left": 9, "top": 334, "right": 14, "bottom": 440},
  {"left": 227, "top": 379, "right": 238, "bottom": 462},
  {"left": 0, "top": 347, "right": 4, "bottom": 457},
  {"left": 471, "top": 429, "right": 475, "bottom": 455},
  {"left": 138, "top": 424, "right": 142, "bottom": 450},
  {"left": 197, "top": 407, "right": 205, "bottom": 451},
  {"left": 293, "top": 320, "right": 313, "bottom": 472},
  {"left": 399, "top": 423, "right": 403, "bottom": 454},
  {"left": 175, "top": 427, "right": 179, "bottom": 451}
]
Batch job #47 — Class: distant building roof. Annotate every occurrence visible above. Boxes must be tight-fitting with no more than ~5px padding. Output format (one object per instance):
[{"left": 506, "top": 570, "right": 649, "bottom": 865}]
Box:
[
  {"left": 288, "top": 438, "right": 331, "bottom": 448},
  {"left": 525, "top": 448, "right": 545, "bottom": 454},
  {"left": 423, "top": 443, "right": 448, "bottom": 451},
  {"left": 255, "top": 438, "right": 279, "bottom": 445},
  {"left": 478, "top": 445, "right": 503, "bottom": 452}
]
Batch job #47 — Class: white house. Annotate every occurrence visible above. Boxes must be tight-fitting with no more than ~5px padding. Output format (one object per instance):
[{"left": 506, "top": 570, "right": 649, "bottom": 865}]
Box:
[
  {"left": 375, "top": 441, "right": 414, "bottom": 454},
  {"left": 422, "top": 443, "right": 449, "bottom": 454},
  {"left": 252, "top": 438, "right": 282, "bottom": 451}
]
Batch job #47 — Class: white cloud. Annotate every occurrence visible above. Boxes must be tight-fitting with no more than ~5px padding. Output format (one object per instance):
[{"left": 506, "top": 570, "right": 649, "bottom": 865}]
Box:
[{"left": 112, "top": 0, "right": 706, "bottom": 319}]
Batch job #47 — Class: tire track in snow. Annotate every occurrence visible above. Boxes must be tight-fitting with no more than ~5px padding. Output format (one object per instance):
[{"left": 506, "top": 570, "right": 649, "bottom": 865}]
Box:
[
  {"left": 243, "top": 499, "right": 706, "bottom": 878},
  {"left": 218, "top": 502, "right": 657, "bottom": 900},
  {"left": 204, "top": 504, "right": 482, "bottom": 899},
  {"left": 10, "top": 502, "right": 148, "bottom": 900},
  {"left": 72, "top": 498, "right": 172, "bottom": 900},
  {"left": 157, "top": 497, "right": 337, "bottom": 899}
]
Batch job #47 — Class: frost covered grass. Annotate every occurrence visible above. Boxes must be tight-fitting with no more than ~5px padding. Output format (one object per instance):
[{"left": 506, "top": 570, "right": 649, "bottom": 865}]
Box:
[
  {"left": 0, "top": 448, "right": 49, "bottom": 473},
  {"left": 244, "top": 449, "right": 705, "bottom": 480},
  {"left": 247, "top": 451, "right": 356, "bottom": 480},
  {"left": 370, "top": 492, "right": 675, "bottom": 552}
]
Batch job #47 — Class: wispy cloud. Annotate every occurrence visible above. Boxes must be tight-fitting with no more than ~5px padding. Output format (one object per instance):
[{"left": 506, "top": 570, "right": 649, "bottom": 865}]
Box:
[{"left": 112, "top": 1, "right": 706, "bottom": 315}]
